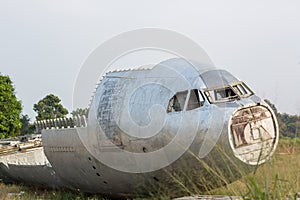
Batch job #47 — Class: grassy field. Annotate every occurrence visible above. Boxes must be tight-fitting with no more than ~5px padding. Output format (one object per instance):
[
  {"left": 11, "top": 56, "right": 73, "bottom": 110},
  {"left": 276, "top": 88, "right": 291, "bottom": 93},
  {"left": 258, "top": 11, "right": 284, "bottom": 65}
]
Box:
[
  {"left": 0, "top": 138, "right": 299, "bottom": 199},
  {"left": 210, "top": 137, "right": 300, "bottom": 199}
]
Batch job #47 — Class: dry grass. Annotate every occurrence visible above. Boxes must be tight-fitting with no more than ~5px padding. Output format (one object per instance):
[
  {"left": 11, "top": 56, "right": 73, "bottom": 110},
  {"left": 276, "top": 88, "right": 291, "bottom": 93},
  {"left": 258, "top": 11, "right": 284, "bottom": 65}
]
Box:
[
  {"left": 210, "top": 138, "right": 300, "bottom": 199},
  {"left": 0, "top": 138, "right": 299, "bottom": 199}
]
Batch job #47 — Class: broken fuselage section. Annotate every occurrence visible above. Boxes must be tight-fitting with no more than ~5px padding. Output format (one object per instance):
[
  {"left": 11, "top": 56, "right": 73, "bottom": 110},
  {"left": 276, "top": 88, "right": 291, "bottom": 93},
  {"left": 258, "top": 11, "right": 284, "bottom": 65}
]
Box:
[{"left": 0, "top": 58, "right": 279, "bottom": 197}]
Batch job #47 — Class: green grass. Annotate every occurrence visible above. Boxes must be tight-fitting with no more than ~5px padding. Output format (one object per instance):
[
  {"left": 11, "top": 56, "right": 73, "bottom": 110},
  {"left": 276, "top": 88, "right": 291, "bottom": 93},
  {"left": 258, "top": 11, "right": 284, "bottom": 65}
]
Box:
[{"left": 0, "top": 138, "right": 299, "bottom": 199}]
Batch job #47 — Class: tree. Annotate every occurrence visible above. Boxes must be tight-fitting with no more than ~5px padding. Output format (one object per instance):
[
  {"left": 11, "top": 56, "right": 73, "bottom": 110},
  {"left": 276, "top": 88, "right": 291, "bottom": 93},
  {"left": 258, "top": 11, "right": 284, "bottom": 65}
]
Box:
[
  {"left": 0, "top": 74, "right": 22, "bottom": 138},
  {"left": 264, "top": 99, "right": 287, "bottom": 137},
  {"left": 265, "top": 99, "right": 300, "bottom": 138},
  {"left": 71, "top": 108, "right": 89, "bottom": 118},
  {"left": 20, "top": 114, "right": 35, "bottom": 135},
  {"left": 33, "top": 94, "right": 68, "bottom": 120}
]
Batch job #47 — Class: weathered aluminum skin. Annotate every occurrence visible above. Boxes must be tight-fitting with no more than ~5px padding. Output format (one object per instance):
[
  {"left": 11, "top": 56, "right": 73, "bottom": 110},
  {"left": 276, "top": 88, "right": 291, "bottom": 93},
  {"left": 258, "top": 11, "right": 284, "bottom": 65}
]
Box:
[
  {"left": 0, "top": 58, "right": 279, "bottom": 198},
  {"left": 0, "top": 147, "right": 64, "bottom": 187}
]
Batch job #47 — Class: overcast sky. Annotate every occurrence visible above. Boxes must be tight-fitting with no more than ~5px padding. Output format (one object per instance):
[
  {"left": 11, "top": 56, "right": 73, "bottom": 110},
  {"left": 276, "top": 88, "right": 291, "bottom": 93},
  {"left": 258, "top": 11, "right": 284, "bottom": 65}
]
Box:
[{"left": 1, "top": 0, "right": 300, "bottom": 119}]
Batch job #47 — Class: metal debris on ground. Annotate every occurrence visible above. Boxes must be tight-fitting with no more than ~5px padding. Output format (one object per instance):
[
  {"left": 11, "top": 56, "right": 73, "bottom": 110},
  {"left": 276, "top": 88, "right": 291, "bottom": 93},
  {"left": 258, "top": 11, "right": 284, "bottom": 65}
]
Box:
[{"left": 7, "top": 191, "right": 25, "bottom": 197}]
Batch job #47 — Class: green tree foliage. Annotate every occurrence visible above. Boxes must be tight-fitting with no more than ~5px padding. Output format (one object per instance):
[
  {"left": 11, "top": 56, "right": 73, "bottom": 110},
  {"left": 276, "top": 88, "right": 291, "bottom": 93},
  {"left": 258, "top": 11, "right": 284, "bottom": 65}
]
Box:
[
  {"left": 33, "top": 94, "right": 68, "bottom": 120},
  {"left": 264, "top": 99, "right": 300, "bottom": 138},
  {"left": 278, "top": 113, "right": 300, "bottom": 138},
  {"left": 0, "top": 74, "right": 22, "bottom": 138},
  {"left": 20, "top": 114, "right": 36, "bottom": 135},
  {"left": 71, "top": 108, "right": 89, "bottom": 118}
]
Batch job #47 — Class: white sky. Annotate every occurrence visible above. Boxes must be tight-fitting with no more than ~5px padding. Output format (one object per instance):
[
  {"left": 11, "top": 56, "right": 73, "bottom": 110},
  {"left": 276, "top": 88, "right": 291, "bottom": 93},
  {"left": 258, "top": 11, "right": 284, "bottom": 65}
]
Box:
[{"left": 1, "top": 0, "right": 300, "bottom": 120}]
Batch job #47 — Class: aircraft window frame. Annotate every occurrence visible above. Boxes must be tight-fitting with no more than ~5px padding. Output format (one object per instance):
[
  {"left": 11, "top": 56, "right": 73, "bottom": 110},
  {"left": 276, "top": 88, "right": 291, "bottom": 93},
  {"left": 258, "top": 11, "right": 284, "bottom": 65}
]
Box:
[
  {"left": 231, "top": 81, "right": 253, "bottom": 98},
  {"left": 204, "top": 86, "right": 238, "bottom": 104},
  {"left": 204, "top": 81, "right": 254, "bottom": 104},
  {"left": 167, "top": 89, "right": 205, "bottom": 113},
  {"left": 167, "top": 90, "right": 189, "bottom": 113},
  {"left": 186, "top": 89, "right": 205, "bottom": 111}
]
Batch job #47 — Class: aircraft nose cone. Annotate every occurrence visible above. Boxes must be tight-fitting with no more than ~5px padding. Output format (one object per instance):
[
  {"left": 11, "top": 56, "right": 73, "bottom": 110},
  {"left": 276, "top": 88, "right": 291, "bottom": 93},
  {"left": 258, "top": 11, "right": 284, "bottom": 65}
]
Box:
[{"left": 229, "top": 104, "right": 278, "bottom": 165}]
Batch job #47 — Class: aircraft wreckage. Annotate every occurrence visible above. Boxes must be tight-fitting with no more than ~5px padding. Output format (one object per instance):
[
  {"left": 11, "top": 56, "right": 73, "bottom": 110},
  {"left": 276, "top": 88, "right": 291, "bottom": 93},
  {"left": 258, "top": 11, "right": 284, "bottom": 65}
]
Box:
[{"left": 0, "top": 58, "right": 279, "bottom": 198}]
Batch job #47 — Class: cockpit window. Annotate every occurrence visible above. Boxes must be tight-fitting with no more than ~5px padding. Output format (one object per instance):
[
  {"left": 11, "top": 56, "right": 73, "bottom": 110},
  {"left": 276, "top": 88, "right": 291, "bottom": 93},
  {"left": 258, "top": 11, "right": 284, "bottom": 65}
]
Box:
[
  {"left": 187, "top": 89, "right": 204, "bottom": 111},
  {"left": 167, "top": 90, "right": 188, "bottom": 112},
  {"left": 167, "top": 89, "right": 205, "bottom": 113},
  {"left": 231, "top": 81, "right": 253, "bottom": 98},
  {"left": 204, "top": 81, "right": 254, "bottom": 104},
  {"left": 204, "top": 87, "right": 238, "bottom": 103}
]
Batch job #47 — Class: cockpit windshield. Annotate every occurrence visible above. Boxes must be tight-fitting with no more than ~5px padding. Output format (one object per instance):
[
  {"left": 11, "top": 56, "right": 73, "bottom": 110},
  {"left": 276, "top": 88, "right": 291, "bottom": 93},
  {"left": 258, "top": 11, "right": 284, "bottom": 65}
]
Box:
[
  {"left": 231, "top": 81, "right": 253, "bottom": 98},
  {"left": 204, "top": 81, "right": 253, "bottom": 104}
]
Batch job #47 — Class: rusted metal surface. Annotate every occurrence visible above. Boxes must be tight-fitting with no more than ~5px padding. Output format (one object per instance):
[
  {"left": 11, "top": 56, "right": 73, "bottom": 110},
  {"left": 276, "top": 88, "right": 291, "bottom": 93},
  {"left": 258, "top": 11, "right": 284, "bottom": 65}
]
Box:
[
  {"left": 229, "top": 105, "right": 277, "bottom": 164},
  {"left": 0, "top": 138, "right": 42, "bottom": 157},
  {"left": 0, "top": 146, "right": 19, "bottom": 157}
]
